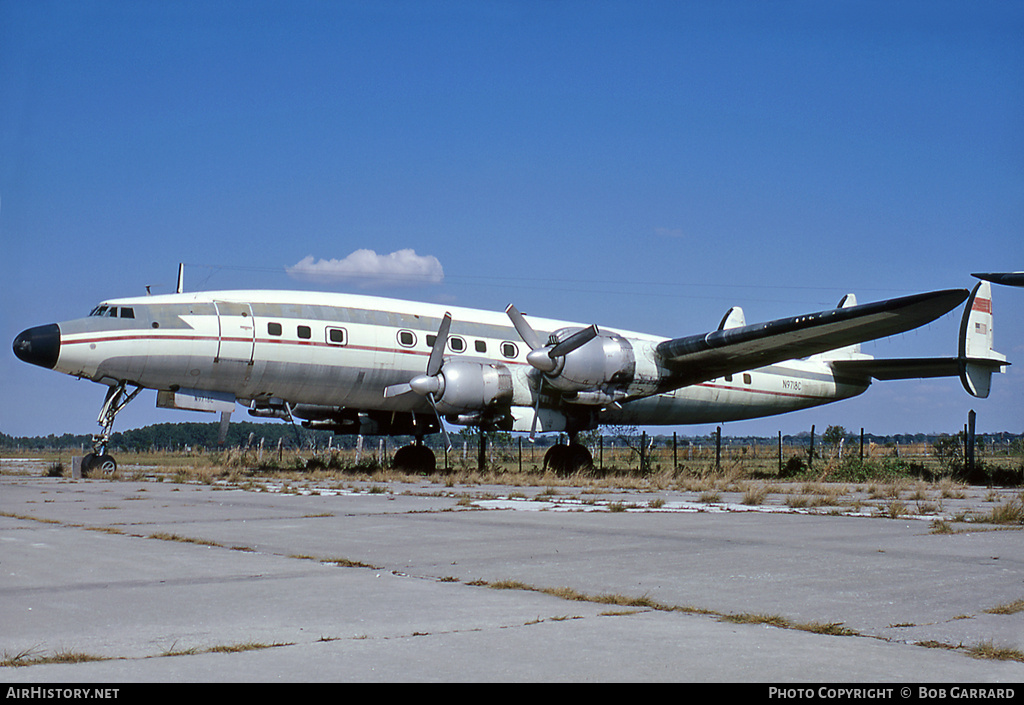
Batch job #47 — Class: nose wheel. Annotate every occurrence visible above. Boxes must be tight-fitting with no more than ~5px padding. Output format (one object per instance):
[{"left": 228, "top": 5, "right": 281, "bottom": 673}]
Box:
[{"left": 82, "top": 453, "right": 117, "bottom": 474}]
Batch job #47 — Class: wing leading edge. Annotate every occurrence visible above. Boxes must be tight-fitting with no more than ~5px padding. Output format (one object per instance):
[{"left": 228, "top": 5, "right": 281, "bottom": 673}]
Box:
[{"left": 655, "top": 288, "right": 969, "bottom": 388}]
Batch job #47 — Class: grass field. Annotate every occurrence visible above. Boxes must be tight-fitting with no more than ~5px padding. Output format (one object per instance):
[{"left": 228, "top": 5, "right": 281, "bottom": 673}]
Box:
[{"left": 4, "top": 441, "right": 1023, "bottom": 530}]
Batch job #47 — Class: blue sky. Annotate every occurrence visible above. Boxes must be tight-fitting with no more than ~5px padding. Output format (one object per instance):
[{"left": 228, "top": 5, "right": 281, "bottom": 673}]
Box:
[{"left": 2, "top": 0, "right": 1021, "bottom": 439}]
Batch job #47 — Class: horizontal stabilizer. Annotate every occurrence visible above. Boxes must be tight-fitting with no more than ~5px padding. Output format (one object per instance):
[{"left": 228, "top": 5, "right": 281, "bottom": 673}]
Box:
[
  {"left": 831, "top": 281, "right": 1008, "bottom": 398},
  {"left": 832, "top": 357, "right": 960, "bottom": 380},
  {"left": 972, "top": 271, "right": 1024, "bottom": 288},
  {"left": 656, "top": 288, "right": 968, "bottom": 388}
]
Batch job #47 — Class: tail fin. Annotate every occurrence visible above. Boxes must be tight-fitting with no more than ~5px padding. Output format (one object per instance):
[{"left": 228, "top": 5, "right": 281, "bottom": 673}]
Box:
[{"left": 958, "top": 281, "right": 1007, "bottom": 398}]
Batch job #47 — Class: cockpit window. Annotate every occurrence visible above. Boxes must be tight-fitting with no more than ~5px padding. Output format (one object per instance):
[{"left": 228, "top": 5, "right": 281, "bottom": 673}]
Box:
[{"left": 89, "top": 305, "right": 134, "bottom": 319}]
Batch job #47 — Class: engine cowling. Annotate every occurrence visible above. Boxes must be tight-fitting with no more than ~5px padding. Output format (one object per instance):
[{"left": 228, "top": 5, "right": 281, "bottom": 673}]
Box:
[
  {"left": 544, "top": 329, "right": 635, "bottom": 394},
  {"left": 432, "top": 361, "right": 513, "bottom": 415}
]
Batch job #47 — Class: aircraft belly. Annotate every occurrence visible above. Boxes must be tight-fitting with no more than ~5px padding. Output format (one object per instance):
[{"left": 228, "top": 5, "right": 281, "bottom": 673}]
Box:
[{"left": 605, "top": 365, "right": 869, "bottom": 426}]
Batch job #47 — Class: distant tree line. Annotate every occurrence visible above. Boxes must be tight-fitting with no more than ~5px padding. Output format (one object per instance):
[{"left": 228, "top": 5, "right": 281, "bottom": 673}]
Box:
[
  {"left": 0, "top": 422, "right": 328, "bottom": 452},
  {"left": 2, "top": 422, "right": 1020, "bottom": 453}
]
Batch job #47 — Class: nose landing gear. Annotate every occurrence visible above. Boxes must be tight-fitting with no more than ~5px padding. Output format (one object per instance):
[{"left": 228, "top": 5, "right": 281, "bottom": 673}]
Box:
[{"left": 82, "top": 381, "right": 143, "bottom": 475}]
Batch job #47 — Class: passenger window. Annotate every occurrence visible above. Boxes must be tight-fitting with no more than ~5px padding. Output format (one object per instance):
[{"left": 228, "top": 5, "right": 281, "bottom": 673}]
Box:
[
  {"left": 426, "top": 335, "right": 436, "bottom": 347},
  {"left": 327, "top": 327, "right": 347, "bottom": 345},
  {"left": 501, "top": 342, "right": 518, "bottom": 359},
  {"left": 449, "top": 336, "right": 466, "bottom": 353},
  {"left": 298, "top": 325, "right": 312, "bottom": 340},
  {"left": 475, "top": 340, "right": 487, "bottom": 353},
  {"left": 398, "top": 330, "right": 416, "bottom": 347},
  {"left": 268, "top": 322, "right": 282, "bottom": 336}
]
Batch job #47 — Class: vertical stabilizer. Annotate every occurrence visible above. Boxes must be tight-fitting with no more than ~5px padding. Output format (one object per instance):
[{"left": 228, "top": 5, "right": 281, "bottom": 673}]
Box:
[{"left": 958, "top": 281, "right": 1007, "bottom": 398}]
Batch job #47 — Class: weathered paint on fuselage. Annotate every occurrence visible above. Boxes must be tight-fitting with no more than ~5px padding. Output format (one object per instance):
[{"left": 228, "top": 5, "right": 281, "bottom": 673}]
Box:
[{"left": 48, "top": 290, "right": 870, "bottom": 430}]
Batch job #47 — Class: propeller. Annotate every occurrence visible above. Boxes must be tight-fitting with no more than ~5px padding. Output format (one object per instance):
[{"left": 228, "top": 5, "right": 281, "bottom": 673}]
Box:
[
  {"left": 505, "top": 304, "right": 598, "bottom": 374},
  {"left": 505, "top": 304, "right": 599, "bottom": 440},
  {"left": 383, "top": 313, "right": 453, "bottom": 450}
]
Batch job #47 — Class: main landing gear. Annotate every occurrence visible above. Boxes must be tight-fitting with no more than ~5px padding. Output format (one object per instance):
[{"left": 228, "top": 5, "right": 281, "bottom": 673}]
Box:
[
  {"left": 82, "top": 381, "right": 142, "bottom": 475},
  {"left": 391, "top": 432, "right": 596, "bottom": 475},
  {"left": 543, "top": 431, "right": 594, "bottom": 476},
  {"left": 393, "top": 439, "right": 437, "bottom": 473}
]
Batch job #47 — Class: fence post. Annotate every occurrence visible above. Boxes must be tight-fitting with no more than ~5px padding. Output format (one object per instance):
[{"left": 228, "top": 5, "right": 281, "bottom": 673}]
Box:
[
  {"left": 809, "top": 425, "right": 815, "bottom": 472},
  {"left": 967, "top": 410, "right": 976, "bottom": 476},
  {"left": 715, "top": 426, "right": 721, "bottom": 471}
]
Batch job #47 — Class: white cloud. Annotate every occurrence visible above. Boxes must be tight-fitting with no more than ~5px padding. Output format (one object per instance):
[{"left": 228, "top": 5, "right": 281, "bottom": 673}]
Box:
[{"left": 286, "top": 249, "right": 445, "bottom": 287}]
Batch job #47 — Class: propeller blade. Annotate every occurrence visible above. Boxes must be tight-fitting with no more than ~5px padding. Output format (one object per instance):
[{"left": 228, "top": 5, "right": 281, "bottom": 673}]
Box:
[
  {"left": 383, "top": 383, "right": 413, "bottom": 398},
  {"left": 529, "top": 390, "right": 541, "bottom": 441},
  {"left": 425, "top": 393, "right": 452, "bottom": 451},
  {"left": 549, "top": 324, "right": 598, "bottom": 357},
  {"left": 426, "top": 313, "right": 452, "bottom": 377},
  {"left": 505, "top": 304, "right": 544, "bottom": 350}
]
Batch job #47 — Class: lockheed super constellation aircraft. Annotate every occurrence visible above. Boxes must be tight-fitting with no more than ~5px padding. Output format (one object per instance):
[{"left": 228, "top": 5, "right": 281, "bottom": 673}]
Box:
[{"left": 12, "top": 271, "right": 1006, "bottom": 474}]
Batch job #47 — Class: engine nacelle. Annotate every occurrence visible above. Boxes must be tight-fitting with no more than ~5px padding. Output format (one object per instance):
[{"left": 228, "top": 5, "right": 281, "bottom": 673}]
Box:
[
  {"left": 434, "top": 361, "right": 513, "bottom": 415},
  {"left": 545, "top": 329, "right": 635, "bottom": 393}
]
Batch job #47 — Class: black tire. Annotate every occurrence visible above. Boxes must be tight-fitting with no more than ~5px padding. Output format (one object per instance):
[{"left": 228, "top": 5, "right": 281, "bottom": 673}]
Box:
[
  {"left": 544, "top": 443, "right": 593, "bottom": 476},
  {"left": 83, "top": 453, "right": 117, "bottom": 475},
  {"left": 393, "top": 444, "right": 437, "bottom": 473}
]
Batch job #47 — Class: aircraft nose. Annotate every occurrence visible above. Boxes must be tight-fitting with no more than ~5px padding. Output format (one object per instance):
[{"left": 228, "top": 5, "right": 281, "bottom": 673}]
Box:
[{"left": 13, "top": 324, "right": 61, "bottom": 369}]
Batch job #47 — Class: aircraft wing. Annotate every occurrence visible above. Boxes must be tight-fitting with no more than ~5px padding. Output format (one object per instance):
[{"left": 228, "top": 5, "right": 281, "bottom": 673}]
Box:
[{"left": 654, "top": 289, "right": 969, "bottom": 388}]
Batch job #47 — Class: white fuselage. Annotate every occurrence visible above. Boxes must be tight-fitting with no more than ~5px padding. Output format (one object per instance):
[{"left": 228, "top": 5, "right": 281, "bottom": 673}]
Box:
[{"left": 47, "top": 289, "right": 870, "bottom": 433}]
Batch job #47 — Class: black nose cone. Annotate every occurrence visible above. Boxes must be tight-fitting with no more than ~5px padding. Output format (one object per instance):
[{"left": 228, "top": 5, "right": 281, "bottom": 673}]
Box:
[{"left": 13, "top": 324, "right": 61, "bottom": 369}]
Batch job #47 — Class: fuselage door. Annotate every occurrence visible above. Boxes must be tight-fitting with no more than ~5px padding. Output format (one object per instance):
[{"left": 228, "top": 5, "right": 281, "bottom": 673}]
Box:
[{"left": 213, "top": 301, "right": 255, "bottom": 366}]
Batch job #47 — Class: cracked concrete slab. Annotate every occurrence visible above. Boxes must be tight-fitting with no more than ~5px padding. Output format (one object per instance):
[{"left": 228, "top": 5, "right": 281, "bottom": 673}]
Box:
[{"left": 1, "top": 471, "right": 1021, "bottom": 682}]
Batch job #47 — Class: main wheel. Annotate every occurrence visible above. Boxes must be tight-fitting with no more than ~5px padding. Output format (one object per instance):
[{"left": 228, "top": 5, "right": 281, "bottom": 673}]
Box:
[
  {"left": 393, "top": 444, "right": 437, "bottom": 473},
  {"left": 544, "top": 443, "right": 593, "bottom": 476}
]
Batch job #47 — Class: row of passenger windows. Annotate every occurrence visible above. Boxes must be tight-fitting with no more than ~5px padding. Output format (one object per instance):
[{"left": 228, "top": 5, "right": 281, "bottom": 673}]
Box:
[{"left": 265, "top": 322, "right": 519, "bottom": 358}]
